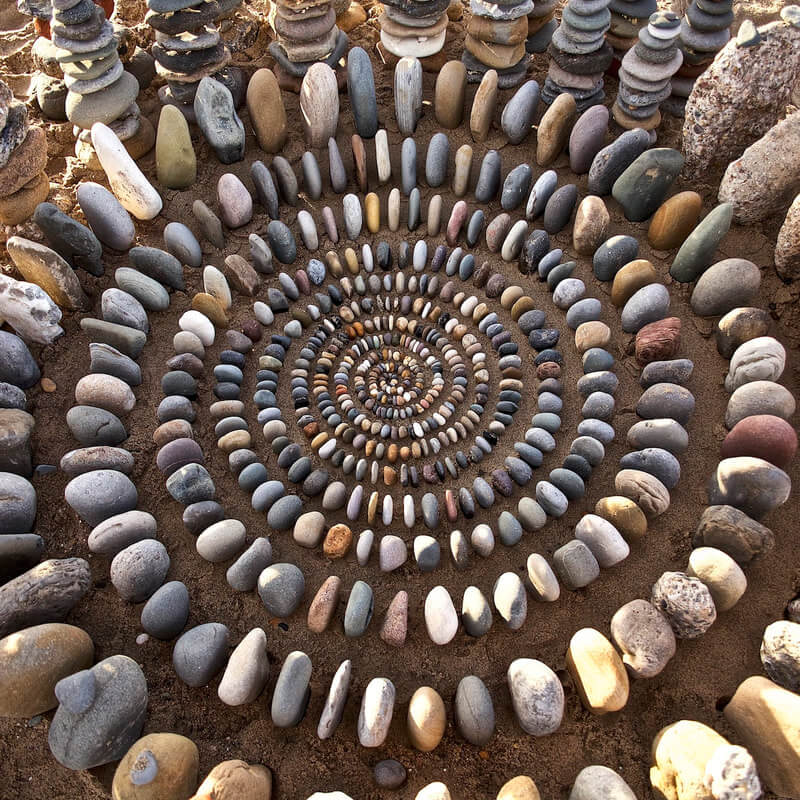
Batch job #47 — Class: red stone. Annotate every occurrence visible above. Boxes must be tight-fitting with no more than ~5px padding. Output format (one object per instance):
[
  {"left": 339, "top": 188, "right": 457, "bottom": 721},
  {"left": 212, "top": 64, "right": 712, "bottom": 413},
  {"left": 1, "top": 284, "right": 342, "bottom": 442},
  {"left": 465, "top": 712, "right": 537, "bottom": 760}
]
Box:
[
  {"left": 537, "top": 362, "right": 561, "bottom": 379},
  {"left": 635, "top": 317, "right": 681, "bottom": 366},
  {"left": 721, "top": 415, "right": 798, "bottom": 468},
  {"left": 446, "top": 200, "right": 469, "bottom": 246}
]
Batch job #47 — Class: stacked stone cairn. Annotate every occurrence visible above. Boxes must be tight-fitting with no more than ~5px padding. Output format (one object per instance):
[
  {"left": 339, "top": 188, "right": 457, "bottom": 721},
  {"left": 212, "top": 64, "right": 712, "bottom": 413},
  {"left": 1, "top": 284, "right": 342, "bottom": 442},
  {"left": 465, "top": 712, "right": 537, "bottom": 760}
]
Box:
[
  {"left": 612, "top": 11, "right": 682, "bottom": 134},
  {"left": 606, "top": 0, "right": 657, "bottom": 58},
  {"left": 17, "top": 0, "right": 55, "bottom": 37},
  {"left": 50, "top": 0, "right": 150, "bottom": 165},
  {"left": 526, "top": 0, "right": 559, "bottom": 54},
  {"left": 0, "top": 81, "right": 49, "bottom": 227},
  {"left": 148, "top": 0, "right": 234, "bottom": 121},
  {"left": 544, "top": 0, "right": 614, "bottom": 109},
  {"left": 463, "top": 0, "right": 531, "bottom": 87},
  {"left": 268, "top": 0, "right": 349, "bottom": 86},
  {"left": 379, "top": 0, "right": 450, "bottom": 60},
  {"left": 665, "top": 0, "right": 733, "bottom": 117}
]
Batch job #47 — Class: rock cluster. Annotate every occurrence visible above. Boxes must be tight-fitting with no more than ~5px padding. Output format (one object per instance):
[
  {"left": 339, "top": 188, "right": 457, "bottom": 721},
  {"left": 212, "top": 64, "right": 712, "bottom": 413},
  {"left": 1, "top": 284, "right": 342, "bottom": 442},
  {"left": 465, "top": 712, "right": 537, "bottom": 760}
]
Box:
[
  {"left": 612, "top": 11, "right": 682, "bottom": 133},
  {"left": 52, "top": 0, "right": 150, "bottom": 165},
  {"left": 268, "top": 0, "right": 348, "bottom": 85},
  {"left": 544, "top": 0, "right": 614, "bottom": 110},
  {"left": 0, "top": 80, "right": 49, "bottom": 226},
  {"left": 665, "top": 0, "right": 733, "bottom": 117},
  {"left": 148, "top": 0, "right": 239, "bottom": 122},
  {"left": 525, "top": 0, "right": 559, "bottom": 54},
  {"left": 463, "top": 0, "right": 530, "bottom": 86},
  {"left": 380, "top": 0, "right": 449, "bottom": 60}
]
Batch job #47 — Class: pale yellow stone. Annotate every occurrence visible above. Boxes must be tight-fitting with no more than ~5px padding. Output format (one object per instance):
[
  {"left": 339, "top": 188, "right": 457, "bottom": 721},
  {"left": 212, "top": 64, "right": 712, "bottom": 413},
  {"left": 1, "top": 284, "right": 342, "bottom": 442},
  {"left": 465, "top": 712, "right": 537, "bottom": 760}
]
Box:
[{"left": 566, "top": 627, "right": 629, "bottom": 714}]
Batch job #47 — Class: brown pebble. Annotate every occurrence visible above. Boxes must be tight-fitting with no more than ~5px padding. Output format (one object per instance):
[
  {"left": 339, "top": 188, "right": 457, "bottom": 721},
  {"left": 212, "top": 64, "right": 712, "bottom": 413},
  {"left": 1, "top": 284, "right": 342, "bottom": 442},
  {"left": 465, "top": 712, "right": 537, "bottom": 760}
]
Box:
[
  {"left": 648, "top": 191, "right": 702, "bottom": 250},
  {"left": 537, "top": 362, "right": 561, "bottom": 379},
  {"left": 307, "top": 575, "right": 342, "bottom": 633},
  {"left": 40, "top": 378, "right": 56, "bottom": 393},
  {"left": 594, "top": 496, "right": 648, "bottom": 540},
  {"left": 153, "top": 419, "right": 194, "bottom": 447},
  {"left": 611, "top": 259, "right": 658, "bottom": 307},
  {"left": 380, "top": 590, "right": 408, "bottom": 647},
  {"left": 240, "top": 319, "right": 262, "bottom": 342},
  {"left": 469, "top": 69, "right": 498, "bottom": 143},
  {"left": 323, "top": 523, "right": 353, "bottom": 558},
  {"left": 435, "top": 60, "right": 467, "bottom": 129},
  {"left": 352, "top": 134, "right": 368, "bottom": 192}
]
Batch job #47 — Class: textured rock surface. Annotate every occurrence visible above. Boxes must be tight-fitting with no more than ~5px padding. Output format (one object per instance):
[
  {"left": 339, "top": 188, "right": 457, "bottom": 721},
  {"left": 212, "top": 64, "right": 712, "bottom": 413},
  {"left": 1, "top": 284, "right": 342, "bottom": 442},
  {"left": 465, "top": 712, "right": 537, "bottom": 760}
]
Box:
[{"left": 682, "top": 19, "right": 800, "bottom": 174}]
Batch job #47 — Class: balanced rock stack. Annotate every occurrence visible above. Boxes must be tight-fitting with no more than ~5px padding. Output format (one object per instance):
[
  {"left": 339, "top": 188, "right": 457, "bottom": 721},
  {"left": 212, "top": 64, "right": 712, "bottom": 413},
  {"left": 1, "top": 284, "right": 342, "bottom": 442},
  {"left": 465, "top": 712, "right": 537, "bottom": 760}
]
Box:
[
  {"left": 665, "top": 0, "right": 733, "bottom": 117},
  {"left": 148, "top": 0, "right": 233, "bottom": 121},
  {"left": 0, "top": 81, "right": 50, "bottom": 228},
  {"left": 379, "top": 0, "right": 450, "bottom": 60},
  {"left": 268, "top": 0, "right": 349, "bottom": 88},
  {"left": 50, "top": 0, "right": 151, "bottom": 165},
  {"left": 463, "top": 0, "right": 531, "bottom": 87},
  {"left": 526, "top": 0, "right": 559, "bottom": 54},
  {"left": 606, "top": 0, "right": 657, "bottom": 57},
  {"left": 544, "top": 0, "right": 614, "bottom": 109},
  {"left": 612, "top": 11, "right": 682, "bottom": 134}
]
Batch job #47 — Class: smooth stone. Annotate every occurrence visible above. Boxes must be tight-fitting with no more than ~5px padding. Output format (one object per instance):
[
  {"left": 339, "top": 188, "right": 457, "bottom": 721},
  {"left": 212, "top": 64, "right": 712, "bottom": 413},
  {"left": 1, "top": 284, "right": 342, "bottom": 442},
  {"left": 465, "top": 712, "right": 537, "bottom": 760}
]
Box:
[
  {"left": 612, "top": 147, "right": 684, "bottom": 222},
  {"left": 651, "top": 571, "right": 717, "bottom": 638},
  {"left": 172, "top": 622, "right": 229, "bottom": 688},
  {"left": 407, "top": 686, "right": 447, "bottom": 752},
  {"left": 502, "top": 79, "right": 540, "bottom": 144},
  {"left": 687, "top": 546, "right": 747, "bottom": 612},
  {"left": 217, "top": 627, "right": 269, "bottom": 706},
  {"left": 155, "top": 104, "right": 196, "bottom": 189},
  {"left": 424, "top": 585, "right": 458, "bottom": 645},
  {"left": 110, "top": 539, "right": 169, "bottom": 602},
  {"left": 526, "top": 170, "right": 558, "bottom": 219},
  {"left": 726, "top": 381, "right": 796, "bottom": 429},
  {"left": 727, "top": 338, "right": 786, "bottom": 393},
  {"left": 192, "top": 199, "right": 225, "bottom": 247},
  {"left": 257, "top": 563, "right": 304, "bottom": 617},
  {"left": 573, "top": 195, "right": 610, "bottom": 255},
  {"left": 91, "top": 123, "right": 162, "bottom": 220},
  {"left": 507, "top": 658, "right": 564, "bottom": 735},
  {"left": 227, "top": 538, "right": 272, "bottom": 593},
  {"left": 494, "top": 572, "right": 527, "bottom": 630},
  {"left": 300, "top": 63, "right": 339, "bottom": 148},
  {"left": 537, "top": 92, "right": 578, "bottom": 165},
  {"left": 246, "top": 68, "right": 286, "bottom": 153},
  {"left": 469, "top": 69, "right": 499, "bottom": 143},
  {"left": 111, "top": 733, "right": 199, "bottom": 800},
  {"left": 317, "top": 658, "right": 351, "bottom": 740},
  {"left": 575, "top": 514, "right": 630, "bottom": 567},
  {"left": 374, "top": 759, "right": 407, "bottom": 790},
  {"left": 455, "top": 675, "right": 495, "bottom": 745},
  {"left": 64, "top": 469, "right": 137, "bottom": 526},
  {"left": 611, "top": 599, "right": 676, "bottom": 678},
  {"left": 567, "top": 628, "right": 629, "bottom": 714},
  {"left": 347, "top": 47, "right": 377, "bottom": 138},
  {"left": 140, "top": 581, "right": 189, "bottom": 640},
  {"left": 553, "top": 540, "right": 600, "bottom": 589},
  {"left": 32, "top": 202, "right": 102, "bottom": 275},
  {"left": 48, "top": 655, "right": 147, "bottom": 770},
  {"left": 647, "top": 191, "right": 702, "bottom": 250},
  {"left": 761, "top": 620, "right": 800, "bottom": 692},
  {"left": 571, "top": 766, "right": 637, "bottom": 800},
  {"left": 670, "top": 202, "right": 734, "bottom": 282},
  {"left": 88, "top": 343, "right": 141, "bottom": 385},
  {"left": 395, "top": 57, "right": 423, "bottom": 135},
  {"left": 194, "top": 77, "right": 245, "bottom": 163},
  {"left": 166, "top": 463, "right": 214, "bottom": 505},
  {"left": 707, "top": 456, "right": 791, "bottom": 519},
  {"left": 569, "top": 104, "right": 609, "bottom": 173},
  {"left": 543, "top": 184, "right": 577, "bottom": 233},
  {"left": 194, "top": 761, "right": 273, "bottom": 799}
]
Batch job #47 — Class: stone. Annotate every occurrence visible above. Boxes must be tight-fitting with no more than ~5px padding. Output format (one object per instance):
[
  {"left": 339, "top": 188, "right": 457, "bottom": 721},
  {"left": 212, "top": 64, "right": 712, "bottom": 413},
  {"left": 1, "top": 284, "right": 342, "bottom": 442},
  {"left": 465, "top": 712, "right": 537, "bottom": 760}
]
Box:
[
  {"left": 588, "top": 128, "right": 651, "bottom": 195},
  {"left": 155, "top": 104, "right": 195, "bottom": 189},
  {"left": 65, "top": 469, "right": 137, "bottom": 526},
  {"left": 91, "top": 123, "right": 162, "bottom": 220},
  {"left": 110, "top": 539, "right": 169, "bottom": 603},
  {"left": 570, "top": 766, "right": 637, "bottom": 800},
  {"left": 192, "top": 761, "right": 272, "bottom": 800},
  {"left": 343, "top": 580, "right": 372, "bottom": 636},
  {"left": 347, "top": 47, "right": 377, "bottom": 139},
  {"left": 611, "top": 599, "right": 676, "bottom": 679},
  {"left": 725, "top": 336, "right": 786, "bottom": 391},
  {"left": 435, "top": 60, "right": 467, "bottom": 129},
  {"left": 612, "top": 148, "right": 684, "bottom": 222},
  {"left": 615, "top": 468, "right": 670, "bottom": 518},
  {"left": 691, "top": 258, "right": 761, "bottom": 316},
  {"left": 569, "top": 103, "right": 609, "bottom": 173},
  {"left": 776, "top": 193, "right": 800, "bottom": 279},
  {"left": 140, "top": 581, "right": 190, "bottom": 640},
  {"left": 6, "top": 236, "right": 88, "bottom": 311},
  {"left": 257, "top": 563, "right": 304, "bottom": 617},
  {"left": 470, "top": 69, "right": 499, "bottom": 142},
  {"left": 415, "top": 783, "right": 452, "bottom": 800},
  {"left": 197, "top": 519, "right": 246, "bottom": 563},
  {"left": 455, "top": 675, "right": 494, "bottom": 745},
  {"left": 726, "top": 381, "right": 796, "bottom": 429},
  {"left": 317, "top": 658, "right": 351, "bottom": 740},
  {"left": 650, "top": 720, "right": 731, "bottom": 800},
  {"left": 543, "top": 184, "right": 578, "bottom": 233},
  {"left": 761, "top": 620, "right": 800, "bottom": 692},
  {"left": 425, "top": 585, "right": 458, "bottom": 644},
  {"left": 594, "top": 234, "right": 640, "bottom": 282},
  {"left": 380, "top": 590, "right": 408, "bottom": 647},
  {"left": 497, "top": 776, "right": 540, "bottom": 800},
  {"left": 537, "top": 92, "right": 577, "bottom": 165},
  {"left": 567, "top": 628, "right": 629, "bottom": 714},
  {"left": 32, "top": 200, "right": 101, "bottom": 276},
  {"left": 395, "top": 57, "right": 423, "bottom": 135},
  {"left": 651, "top": 571, "right": 717, "bottom": 639},
  {"left": 66, "top": 70, "right": 138, "bottom": 128},
  {"left": 683, "top": 18, "right": 800, "bottom": 177},
  {"left": 502, "top": 79, "right": 540, "bottom": 144},
  {"left": 669, "top": 202, "right": 734, "bottom": 282},
  {"left": 407, "top": 686, "right": 446, "bottom": 752},
  {"left": 573, "top": 195, "right": 610, "bottom": 254},
  {"left": 358, "top": 677, "right": 395, "bottom": 747},
  {"left": 218, "top": 627, "right": 269, "bottom": 706},
  {"left": 693, "top": 504, "right": 774, "bottom": 565},
  {"left": 112, "top": 733, "right": 199, "bottom": 800},
  {"left": 48, "top": 655, "right": 147, "bottom": 770},
  {"left": 721, "top": 415, "right": 797, "bottom": 468},
  {"left": 246, "top": 68, "right": 286, "bottom": 153},
  {"left": 173, "top": 622, "right": 229, "bottom": 687},
  {"left": 724, "top": 676, "right": 800, "bottom": 798},
  {"left": 194, "top": 77, "right": 245, "bottom": 164},
  {"left": 301, "top": 63, "right": 339, "bottom": 148},
  {"left": 0, "top": 623, "right": 93, "bottom": 718},
  {"left": 707, "top": 457, "right": 791, "bottom": 519},
  {"left": 374, "top": 759, "right": 407, "bottom": 790},
  {"left": 648, "top": 191, "right": 702, "bottom": 250},
  {"left": 575, "top": 513, "right": 630, "bottom": 567},
  {"left": 0, "top": 274, "right": 63, "bottom": 345},
  {"left": 507, "top": 658, "right": 564, "bottom": 735},
  {"left": 77, "top": 181, "right": 135, "bottom": 251},
  {"left": 703, "top": 745, "right": 762, "bottom": 800},
  {"left": 687, "top": 546, "right": 747, "bottom": 612}
]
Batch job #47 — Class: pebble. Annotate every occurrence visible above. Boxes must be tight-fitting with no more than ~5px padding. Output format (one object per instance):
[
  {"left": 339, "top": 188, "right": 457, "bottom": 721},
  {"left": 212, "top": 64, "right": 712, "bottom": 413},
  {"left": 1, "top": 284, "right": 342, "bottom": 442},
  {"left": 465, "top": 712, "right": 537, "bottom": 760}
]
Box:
[
  {"left": 537, "top": 92, "right": 577, "bottom": 165},
  {"left": 425, "top": 585, "right": 458, "bottom": 644},
  {"left": 526, "top": 170, "right": 558, "bottom": 219},
  {"left": 140, "top": 581, "right": 189, "bottom": 640},
  {"left": 553, "top": 540, "right": 600, "bottom": 589},
  {"left": 716, "top": 307, "right": 771, "bottom": 359},
  {"left": 155, "top": 104, "right": 196, "bottom": 189},
  {"left": 358, "top": 677, "right": 395, "bottom": 746},
  {"left": 704, "top": 745, "right": 763, "bottom": 800},
  {"left": 110, "top": 539, "right": 169, "bottom": 603},
  {"left": 194, "top": 77, "right": 245, "bottom": 163},
  {"left": 651, "top": 571, "right": 717, "bottom": 638},
  {"left": 374, "top": 759, "right": 407, "bottom": 790},
  {"left": 569, "top": 104, "right": 609, "bottom": 174},
  {"left": 670, "top": 202, "right": 735, "bottom": 283},
  {"left": 543, "top": 184, "right": 577, "bottom": 233},
  {"left": 470, "top": 69, "right": 498, "bottom": 142},
  {"left": 272, "top": 650, "right": 312, "bottom": 727},
  {"left": 621, "top": 283, "right": 670, "bottom": 333},
  {"left": 112, "top": 733, "right": 199, "bottom": 800},
  {"left": 194, "top": 761, "right": 273, "bottom": 800},
  {"left": 217, "top": 173, "right": 252, "bottom": 228},
  {"left": 693, "top": 504, "right": 774, "bottom": 564},
  {"left": 246, "top": 68, "right": 286, "bottom": 153},
  {"left": 257, "top": 562, "right": 304, "bottom": 617},
  {"left": 707, "top": 456, "right": 791, "bottom": 519},
  {"left": 172, "top": 622, "right": 229, "bottom": 687},
  {"left": 627, "top": 419, "right": 688, "bottom": 455},
  {"left": 318, "top": 659, "right": 351, "bottom": 740},
  {"left": 395, "top": 57, "right": 423, "bottom": 135},
  {"left": 687, "top": 546, "right": 747, "bottom": 612},
  {"left": 573, "top": 196, "right": 609, "bottom": 255},
  {"left": 507, "top": 658, "right": 564, "bottom": 735},
  {"left": 455, "top": 675, "right": 494, "bottom": 745},
  {"left": 637, "top": 383, "right": 695, "bottom": 425},
  {"left": 48, "top": 654, "right": 147, "bottom": 769},
  {"left": 218, "top": 627, "right": 269, "bottom": 706},
  {"left": 570, "top": 766, "right": 637, "bottom": 800},
  {"left": 498, "top": 776, "right": 541, "bottom": 800},
  {"left": 726, "top": 381, "right": 796, "bottom": 429},
  {"left": 574, "top": 514, "right": 630, "bottom": 567},
  {"left": 344, "top": 580, "right": 373, "bottom": 637},
  {"left": 725, "top": 336, "right": 786, "bottom": 392},
  {"left": 620, "top": 448, "right": 680, "bottom": 489},
  {"left": 567, "top": 628, "right": 629, "bottom": 714},
  {"left": 588, "top": 128, "right": 651, "bottom": 196},
  {"left": 610, "top": 599, "right": 676, "bottom": 679},
  {"left": 494, "top": 572, "right": 527, "bottom": 630},
  {"left": 380, "top": 590, "right": 408, "bottom": 647},
  {"left": 197, "top": 519, "right": 246, "bottom": 563},
  {"left": 301, "top": 64, "right": 339, "bottom": 148},
  {"left": 407, "top": 686, "right": 447, "bottom": 751},
  {"left": 502, "top": 80, "right": 540, "bottom": 145},
  {"left": 721, "top": 414, "right": 797, "bottom": 468},
  {"left": 64, "top": 468, "right": 137, "bottom": 526},
  {"left": 648, "top": 191, "right": 702, "bottom": 250},
  {"left": 612, "top": 147, "right": 684, "bottom": 222}
]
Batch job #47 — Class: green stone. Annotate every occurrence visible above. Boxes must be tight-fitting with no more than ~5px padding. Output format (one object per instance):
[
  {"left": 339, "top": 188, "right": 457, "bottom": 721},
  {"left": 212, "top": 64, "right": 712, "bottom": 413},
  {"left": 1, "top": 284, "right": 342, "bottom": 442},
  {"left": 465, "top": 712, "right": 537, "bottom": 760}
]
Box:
[
  {"left": 669, "top": 203, "right": 733, "bottom": 283},
  {"left": 611, "top": 148, "right": 684, "bottom": 222}
]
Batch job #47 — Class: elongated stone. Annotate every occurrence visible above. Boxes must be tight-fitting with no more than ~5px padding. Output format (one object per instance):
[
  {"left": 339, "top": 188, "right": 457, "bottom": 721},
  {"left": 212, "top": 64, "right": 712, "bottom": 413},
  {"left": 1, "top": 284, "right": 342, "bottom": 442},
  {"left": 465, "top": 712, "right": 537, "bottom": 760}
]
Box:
[{"left": 394, "top": 57, "right": 422, "bottom": 135}]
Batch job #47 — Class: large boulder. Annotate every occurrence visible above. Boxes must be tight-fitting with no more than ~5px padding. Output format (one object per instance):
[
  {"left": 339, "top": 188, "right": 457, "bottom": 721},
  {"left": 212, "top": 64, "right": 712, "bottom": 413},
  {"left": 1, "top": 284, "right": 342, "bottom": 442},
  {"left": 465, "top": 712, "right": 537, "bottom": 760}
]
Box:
[{"left": 682, "top": 18, "right": 800, "bottom": 174}]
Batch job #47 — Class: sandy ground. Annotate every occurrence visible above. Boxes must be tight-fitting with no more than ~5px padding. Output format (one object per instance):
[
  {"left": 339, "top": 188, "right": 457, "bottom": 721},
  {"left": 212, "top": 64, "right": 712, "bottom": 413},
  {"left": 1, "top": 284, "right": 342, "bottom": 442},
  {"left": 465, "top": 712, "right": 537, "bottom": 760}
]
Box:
[{"left": 0, "top": 0, "right": 798, "bottom": 798}]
